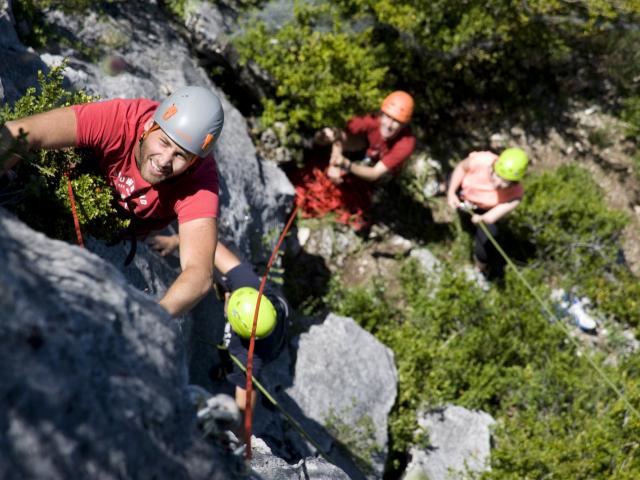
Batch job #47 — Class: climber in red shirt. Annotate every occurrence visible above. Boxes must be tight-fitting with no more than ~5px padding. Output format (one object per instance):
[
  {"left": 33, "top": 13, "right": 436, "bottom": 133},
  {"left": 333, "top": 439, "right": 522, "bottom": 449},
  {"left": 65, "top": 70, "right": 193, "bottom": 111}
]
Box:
[
  {"left": 1, "top": 86, "right": 224, "bottom": 318},
  {"left": 316, "top": 90, "right": 416, "bottom": 183}
]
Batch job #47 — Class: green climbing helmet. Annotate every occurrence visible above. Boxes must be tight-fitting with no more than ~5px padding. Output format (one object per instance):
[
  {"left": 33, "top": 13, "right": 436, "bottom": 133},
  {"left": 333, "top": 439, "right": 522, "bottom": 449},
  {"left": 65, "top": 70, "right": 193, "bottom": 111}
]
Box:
[
  {"left": 494, "top": 147, "right": 529, "bottom": 182},
  {"left": 153, "top": 86, "right": 224, "bottom": 158},
  {"left": 227, "top": 287, "right": 277, "bottom": 339}
]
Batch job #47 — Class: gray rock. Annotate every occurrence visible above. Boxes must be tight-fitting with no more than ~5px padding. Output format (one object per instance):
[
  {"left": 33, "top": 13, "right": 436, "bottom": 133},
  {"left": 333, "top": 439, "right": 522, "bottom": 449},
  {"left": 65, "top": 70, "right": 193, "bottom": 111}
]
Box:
[
  {"left": 182, "top": 0, "right": 273, "bottom": 102},
  {"left": 0, "top": 0, "right": 49, "bottom": 104},
  {"left": 259, "top": 314, "right": 397, "bottom": 479},
  {"left": 405, "top": 405, "right": 496, "bottom": 480},
  {"left": 410, "top": 247, "right": 442, "bottom": 280},
  {"left": 250, "top": 438, "right": 350, "bottom": 479},
  {"left": 0, "top": 207, "right": 238, "bottom": 479}
]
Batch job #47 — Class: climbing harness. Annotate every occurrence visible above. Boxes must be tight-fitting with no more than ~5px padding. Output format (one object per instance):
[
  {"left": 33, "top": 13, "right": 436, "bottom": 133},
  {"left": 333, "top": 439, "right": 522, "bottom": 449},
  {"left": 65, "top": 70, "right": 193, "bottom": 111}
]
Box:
[{"left": 468, "top": 212, "right": 640, "bottom": 420}]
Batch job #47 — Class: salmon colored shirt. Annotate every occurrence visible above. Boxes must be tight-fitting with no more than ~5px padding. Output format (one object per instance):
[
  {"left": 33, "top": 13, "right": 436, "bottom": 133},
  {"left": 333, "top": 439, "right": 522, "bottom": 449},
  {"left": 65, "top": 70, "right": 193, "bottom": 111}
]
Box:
[{"left": 460, "top": 151, "right": 524, "bottom": 210}]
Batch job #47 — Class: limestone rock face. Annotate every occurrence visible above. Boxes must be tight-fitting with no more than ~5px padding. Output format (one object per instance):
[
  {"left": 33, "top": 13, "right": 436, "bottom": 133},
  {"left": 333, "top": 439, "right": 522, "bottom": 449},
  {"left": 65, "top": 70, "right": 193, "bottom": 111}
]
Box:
[
  {"left": 0, "top": 207, "right": 238, "bottom": 479},
  {"left": 0, "top": 0, "right": 49, "bottom": 104},
  {"left": 249, "top": 437, "right": 350, "bottom": 479},
  {"left": 257, "top": 314, "right": 398, "bottom": 480}
]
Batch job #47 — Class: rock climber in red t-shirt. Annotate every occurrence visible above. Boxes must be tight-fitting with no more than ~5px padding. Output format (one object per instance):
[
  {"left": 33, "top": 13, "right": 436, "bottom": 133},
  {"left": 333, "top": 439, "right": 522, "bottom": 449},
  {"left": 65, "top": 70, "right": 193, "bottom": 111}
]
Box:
[
  {"left": 315, "top": 90, "right": 417, "bottom": 183},
  {"left": 0, "top": 86, "right": 224, "bottom": 318},
  {"left": 292, "top": 91, "right": 417, "bottom": 229}
]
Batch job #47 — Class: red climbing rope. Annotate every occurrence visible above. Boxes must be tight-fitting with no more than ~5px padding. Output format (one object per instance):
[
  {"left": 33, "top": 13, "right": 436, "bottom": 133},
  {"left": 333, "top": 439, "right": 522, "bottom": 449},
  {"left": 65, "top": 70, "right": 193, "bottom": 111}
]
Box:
[
  {"left": 244, "top": 203, "right": 299, "bottom": 459},
  {"left": 65, "top": 173, "right": 85, "bottom": 248}
]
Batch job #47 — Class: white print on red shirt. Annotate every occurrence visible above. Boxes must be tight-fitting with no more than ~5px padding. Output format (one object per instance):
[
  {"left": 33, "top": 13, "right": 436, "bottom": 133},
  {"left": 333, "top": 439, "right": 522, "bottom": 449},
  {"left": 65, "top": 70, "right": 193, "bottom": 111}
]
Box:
[{"left": 113, "top": 171, "right": 148, "bottom": 210}]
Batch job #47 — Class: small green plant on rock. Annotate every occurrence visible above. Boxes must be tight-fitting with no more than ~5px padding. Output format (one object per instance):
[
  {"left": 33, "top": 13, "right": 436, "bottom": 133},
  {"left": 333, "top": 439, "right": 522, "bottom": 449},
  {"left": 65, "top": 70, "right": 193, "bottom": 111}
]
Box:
[
  {"left": 1, "top": 63, "right": 130, "bottom": 242},
  {"left": 324, "top": 400, "right": 383, "bottom": 475}
]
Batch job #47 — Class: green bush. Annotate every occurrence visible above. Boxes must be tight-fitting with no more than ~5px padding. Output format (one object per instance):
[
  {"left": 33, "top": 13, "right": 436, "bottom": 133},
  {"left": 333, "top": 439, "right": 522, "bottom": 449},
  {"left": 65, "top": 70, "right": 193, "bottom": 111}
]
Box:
[
  {"left": 505, "top": 164, "right": 640, "bottom": 326},
  {"left": 508, "top": 164, "right": 628, "bottom": 269},
  {"left": 326, "top": 277, "right": 398, "bottom": 334},
  {"left": 235, "top": 0, "right": 640, "bottom": 137},
  {"left": 1, "top": 64, "right": 130, "bottom": 242},
  {"left": 235, "top": 2, "right": 387, "bottom": 135},
  {"left": 326, "top": 254, "right": 640, "bottom": 477}
]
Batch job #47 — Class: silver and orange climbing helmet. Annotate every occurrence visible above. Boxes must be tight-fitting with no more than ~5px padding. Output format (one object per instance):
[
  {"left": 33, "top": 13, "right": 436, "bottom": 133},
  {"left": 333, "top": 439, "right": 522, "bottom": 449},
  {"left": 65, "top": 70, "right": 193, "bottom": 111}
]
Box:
[
  {"left": 494, "top": 147, "right": 529, "bottom": 182},
  {"left": 227, "top": 287, "right": 277, "bottom": 339},
  {"left": 381, "top": 91, "right": 414, "bottom": 124},
  {"left": 153, "top": 86, "right": 224, "bottom": 158}
]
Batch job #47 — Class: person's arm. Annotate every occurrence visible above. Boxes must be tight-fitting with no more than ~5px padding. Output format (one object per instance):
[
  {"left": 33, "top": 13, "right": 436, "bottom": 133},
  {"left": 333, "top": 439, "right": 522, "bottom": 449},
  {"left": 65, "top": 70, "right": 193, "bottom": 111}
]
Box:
[
  {"left": 446, "top": 158, "right": 470, "bottom": 209},
  {"left": 472, "top": 199, "right": 521, "bottom": 225},
  {"left": 339, "top": 157, "right": 390, "bottom": 182},
  {"left": 329, "top": 146, "right": 390, "bottom": 182},
  {"left": 1, "top": 107, "right": 77, "bottom": 173},
  {"left": 147, "top": 235, "right": 241, "bottom": 274},
  {"left": 147, "top": 234, "right": 180, "bottom": 256},
  {"left": 159, "top": 217, "right": 217, "bottom": 317},
  {"left": 214, "top": 242, "right": 242, "bottom": 274}
]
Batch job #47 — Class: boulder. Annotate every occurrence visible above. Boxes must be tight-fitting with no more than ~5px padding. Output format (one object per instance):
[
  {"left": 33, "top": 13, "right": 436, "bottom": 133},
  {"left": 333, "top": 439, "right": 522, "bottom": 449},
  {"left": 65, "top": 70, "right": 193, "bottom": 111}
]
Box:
[
  {"left": 0, "top": 207, "right": 240, "bottom": 479},
  {"left": 0, "top": 0, "right": 49, "bottom": 104},
  {"left": 404, "top": 405, "right": 495, "bottom": 480},
  {"left": 258, "top": 314, "right": 398, "bottom": 479}
]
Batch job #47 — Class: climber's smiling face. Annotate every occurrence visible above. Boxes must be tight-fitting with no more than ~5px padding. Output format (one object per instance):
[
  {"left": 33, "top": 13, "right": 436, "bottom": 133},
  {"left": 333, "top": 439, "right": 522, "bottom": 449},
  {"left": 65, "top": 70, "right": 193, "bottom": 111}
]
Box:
[{"left": 136, "top": 121, "right": 197, "bottom": 185}]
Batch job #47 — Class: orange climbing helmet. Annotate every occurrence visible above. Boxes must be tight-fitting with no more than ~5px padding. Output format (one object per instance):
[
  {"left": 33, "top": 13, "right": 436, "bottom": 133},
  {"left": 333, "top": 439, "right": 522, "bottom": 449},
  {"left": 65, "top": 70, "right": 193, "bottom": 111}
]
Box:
[{"left": 381, "top": 91, "right": 414, "bottom": 124}]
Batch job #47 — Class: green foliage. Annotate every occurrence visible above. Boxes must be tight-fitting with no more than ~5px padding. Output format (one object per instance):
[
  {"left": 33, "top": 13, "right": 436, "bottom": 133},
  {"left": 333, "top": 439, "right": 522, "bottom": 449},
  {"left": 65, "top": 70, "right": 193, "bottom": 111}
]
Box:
[
  {"left": 334, "top": 0, "right": 640, "bottom": 113},
  {"left": 508, "top": 164, "right": 628, "bottom": 268},
  {"left": 504, "top": 164, "right": 640, "bottom": 326},
  {"left": 489, "top": 354, "right": 640, "bottom": 479},
  {"left": 325, "top": 400, "right": 383, "bottom": 475},
  {"left": 235, "top": 2, "right": 387, "bottom": 134},
  {"left": 622, "top": 95, "right": 640, "bottom": 138},
  {"left": 1, "top": 63, "right": 129, "bottom": 242},
  {"left": 326, "top": 252, "right": 640, "bottom": 477},
  {"left": 160, "top": 0, "right": 188, "bottom": 19},
  {"left": 580, "top": 266, "right": 640, "bottom": 328},
  {"left": 326, "top": 277, "right": 398, "bottom": 334},
  {"left": 235, "top": 0, "right": 640, "bottom": 139}
]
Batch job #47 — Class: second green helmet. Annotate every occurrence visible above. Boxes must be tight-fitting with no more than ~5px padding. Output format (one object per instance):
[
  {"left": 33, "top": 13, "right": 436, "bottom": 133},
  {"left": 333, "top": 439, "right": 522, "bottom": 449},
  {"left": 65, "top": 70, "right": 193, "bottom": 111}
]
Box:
[
  {"left": 227, "top": 287, "right": 277, "bottom": 339},
  {"left": 494, "top": 147, "right": 529, "bottom": 181}
]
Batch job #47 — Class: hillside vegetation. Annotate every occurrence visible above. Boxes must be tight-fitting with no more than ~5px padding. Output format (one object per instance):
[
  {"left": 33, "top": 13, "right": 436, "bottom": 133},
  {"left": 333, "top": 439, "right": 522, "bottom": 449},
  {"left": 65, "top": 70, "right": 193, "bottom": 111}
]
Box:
[
  {"left": 234, "top": 0, "right": 640, "bottom": 477},
  {"left": 4, "top": 0, "right": 640, "bottom": 478}
]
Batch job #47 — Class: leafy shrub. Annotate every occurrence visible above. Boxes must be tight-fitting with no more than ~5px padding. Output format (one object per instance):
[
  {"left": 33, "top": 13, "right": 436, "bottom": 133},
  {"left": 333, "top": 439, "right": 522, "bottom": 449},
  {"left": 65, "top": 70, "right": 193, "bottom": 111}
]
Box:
[
  {"left": 505, "top": 164, "right": 640, "bottom": 325},
  {"left": 507, "top": 164, "right": 628, "bottom": 269},
  {"left": 622, "top": 95, "right": 640, "bottom": 138},
  {"left": 1, "top": 64, "right": 130, "bottom": 242},
  {"left": 235, "top": 2, "right": 387, "bottom": 135},
  {"left": 326, "top": 254, "right": 640, "bottom": 477},
  {"left": 326, "top": 277, "right": 398, "bottom": 334}
]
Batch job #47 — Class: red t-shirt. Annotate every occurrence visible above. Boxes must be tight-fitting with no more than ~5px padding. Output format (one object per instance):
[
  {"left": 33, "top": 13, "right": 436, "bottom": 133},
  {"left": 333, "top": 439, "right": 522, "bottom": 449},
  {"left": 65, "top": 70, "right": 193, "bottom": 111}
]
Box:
[
  {"left": 346, "top": 114, "right": 416, "bottom": 174},
  {"left": 73, "top": 98, "right": 219, "bottom": 231}
]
